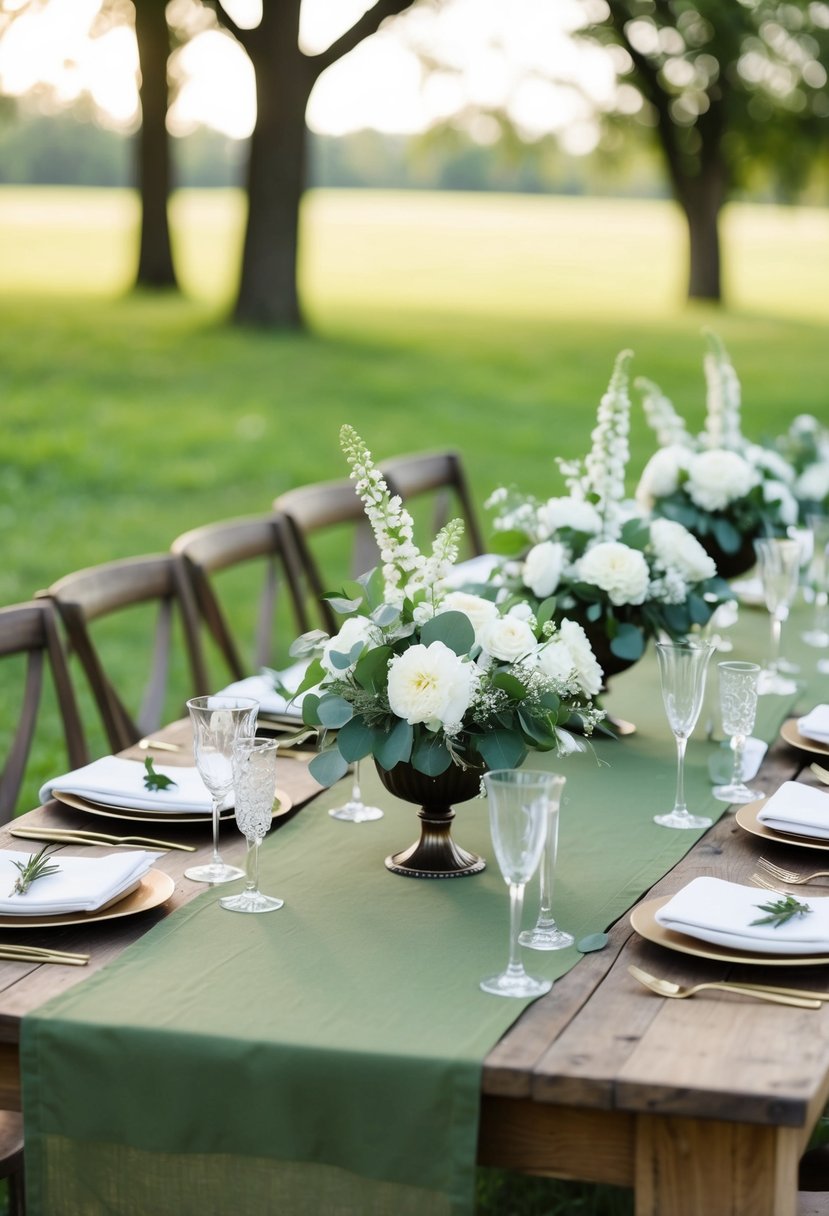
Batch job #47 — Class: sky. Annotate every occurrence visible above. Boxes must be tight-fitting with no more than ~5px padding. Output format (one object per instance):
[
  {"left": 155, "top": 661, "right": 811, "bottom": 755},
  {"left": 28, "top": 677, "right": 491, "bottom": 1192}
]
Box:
[{"left": 0, "top": 0, "right": 618, "bottom": 155}]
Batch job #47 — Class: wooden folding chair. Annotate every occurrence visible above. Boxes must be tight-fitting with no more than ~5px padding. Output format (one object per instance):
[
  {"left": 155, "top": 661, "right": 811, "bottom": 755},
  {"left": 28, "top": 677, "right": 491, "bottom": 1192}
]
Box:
[
  {"left": 171, "top": 512, "right": 310, "bottom": 683},
  {"left": 274, "top": 482, "right": 380, "bottom": 634},
  {"left": 43, "top": 554, "right": 209, "bottom": 753},
  {"left": 381, "top": 450, "right": 485, "bottom": 557}
]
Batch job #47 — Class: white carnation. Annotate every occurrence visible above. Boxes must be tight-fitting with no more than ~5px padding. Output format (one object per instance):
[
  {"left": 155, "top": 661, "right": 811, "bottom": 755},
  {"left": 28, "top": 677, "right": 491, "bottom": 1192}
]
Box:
[
  {"left": 522, "top": 541, "right": 566, "bottom": 598},
  {"left": 577, "top": 541, "right": 650, "bottom": 606},
  {"left": 540, "top": 618, "right": 604, "bottom": 698},
  {"left": 635, "top": 445, "right": 689, "bottom": 509},
  {"left": 687, "top": 449, "right": 757, "bottom": 512},
  {"left": 437, "top": 592, "right": 498, "bottom": 646},
  {"left": 479, "top": 614, "right": 537, "bottom": 663},
  {"left": 387, "top": 641, "right": 476, "bottom": 731},
  {"left": 536, "top": 496, "right": 602, "bottom": 538},
  {"left": 321, "top": 616, "right": 379, "bottom": 675},
  {"left": 797, "top": 462, "right": 829, "bottom": 503},
  {"left": 649, "top": 519, "right": 716, "bottom": 585}
]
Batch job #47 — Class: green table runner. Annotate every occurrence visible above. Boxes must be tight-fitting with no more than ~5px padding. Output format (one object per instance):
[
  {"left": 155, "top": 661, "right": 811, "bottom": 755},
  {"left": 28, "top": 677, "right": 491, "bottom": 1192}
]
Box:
[{"left": 20, "top": 603, "right": 828, "bottom": 1216}]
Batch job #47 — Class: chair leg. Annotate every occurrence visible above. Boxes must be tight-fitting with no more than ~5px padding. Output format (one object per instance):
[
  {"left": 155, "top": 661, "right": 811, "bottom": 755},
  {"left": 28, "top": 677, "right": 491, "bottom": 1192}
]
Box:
[{"left": 6, "top": 1166, "right": 25, "bottom": 1216}]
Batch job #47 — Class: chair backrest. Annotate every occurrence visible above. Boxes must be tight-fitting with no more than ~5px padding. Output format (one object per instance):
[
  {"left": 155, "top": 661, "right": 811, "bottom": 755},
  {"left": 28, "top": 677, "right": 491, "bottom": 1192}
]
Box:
[
  {"left": 274, "top": 482, "right": 380, "bottom": 634},
  {"left": 381, "top": 450, "right": 485, "bottom": 557},
  {"left": 0, "top": 599, "right": 89, "bottom": 822},
  {"left": 43, "top": 554, "right": 209, "bottom": 753},
  {"left": 171, "top": 512, "right": 310, "bottom": 683}
]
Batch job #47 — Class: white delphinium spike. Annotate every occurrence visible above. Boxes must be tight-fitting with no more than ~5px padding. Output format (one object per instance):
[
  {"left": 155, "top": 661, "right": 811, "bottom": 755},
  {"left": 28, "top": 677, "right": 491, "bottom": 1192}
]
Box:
[
  {"left": 701, "top": 330, "right": 742, "bottom": 451},
  {"left": 636, "top": 376, "right": 691, "bottom": 448},
  {"left": 583, "top": 349, "right": 633, "bottom": 540},
  {"left": 420, "top": 517, "right": 465, "bottom": 600}
]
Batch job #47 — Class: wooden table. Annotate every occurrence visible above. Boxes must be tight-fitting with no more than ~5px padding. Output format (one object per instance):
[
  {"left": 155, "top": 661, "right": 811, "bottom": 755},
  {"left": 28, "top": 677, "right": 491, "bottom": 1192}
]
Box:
[{"left": 2, "top": 722, "right": 828, "bottom": 1215}]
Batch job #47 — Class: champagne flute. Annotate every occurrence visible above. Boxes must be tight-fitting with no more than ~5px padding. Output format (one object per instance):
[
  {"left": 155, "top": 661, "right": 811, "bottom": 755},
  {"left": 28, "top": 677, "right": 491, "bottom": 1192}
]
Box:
[
  {"left": 328, "top": 760, "right": 383, "bottom": 823},
  {"left": 712, "top": 661, "right": 764, "bottom": 805},
  {"left": 220, "top": 737, "right": 283, "bottom": 914},
  {"left": 754, "top": 537, "right": 801, "bottom": 695},
  {"left": 480, "top": 770, "right": 553, "bottom": 999},
  {"left": 518, "top": 772, "right": 573, "bottom": 951},
  {"left": 184, "top": 695, "right": 258, "bottom": 884},
  {"left": 802, "top": 514, "right": 829, "bottom": 649},
  {"left": 654, "top": 641, "right": 714, "bottom": 830}
]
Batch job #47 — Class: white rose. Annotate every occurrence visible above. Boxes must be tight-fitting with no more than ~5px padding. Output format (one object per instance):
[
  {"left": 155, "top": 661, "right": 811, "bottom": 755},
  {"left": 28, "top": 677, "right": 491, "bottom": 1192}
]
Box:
[
  {"left": 508, "top": 601, "right": 535, "bottom": 622},
  {"left": 556, "top": 618, "right": 604, "bottom": 698},
  {"left": 387, "top": 641, "right": 476, "bottom": 731},
  {"left": 536, "top": 496, "right": 602, "bottom": 537},
  {"left": 577, "top": 541, "right": 650, "bottom": 607},
  {"left": 649, "top": 518, "right": 716, "bottom": 584},
  {"left": 479, "top": 614, "right": 537, "bottom": 663},
  {"left": 437, "top": 592, "right": 498, "bottom": 645},
  {"left": 762, "top": 479, "right": 799, "bottom": 526},
  {"left": 635, "top": 445, "right": 689, "bottom": 509},
  {"left": 687, "top": 449, "right": 756, "bottom": 512},
  {"left": 321, "top": 616, "right": 378, "bottom": 675},
  {"left": 797, "top": 462, "right": 829, "bottom": 503},
  {"left": 522, "top": 541, "right": 566, "bottom": 598}
]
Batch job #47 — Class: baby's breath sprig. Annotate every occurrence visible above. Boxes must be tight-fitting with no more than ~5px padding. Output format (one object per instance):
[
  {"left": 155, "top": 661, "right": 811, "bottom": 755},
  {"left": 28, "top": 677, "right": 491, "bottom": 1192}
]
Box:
[
  {"left": 750, "top": 893, "right": 812, "bottom": 928},
  {"left": 9, "top": 845, "right": 61, "bottom": 897}
]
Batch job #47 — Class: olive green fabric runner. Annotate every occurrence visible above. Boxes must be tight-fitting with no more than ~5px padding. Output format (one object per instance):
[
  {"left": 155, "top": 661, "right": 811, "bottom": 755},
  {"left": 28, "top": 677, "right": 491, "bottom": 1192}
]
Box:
[{"left": 20, "top": 604, "right": 827, "bottom": 1216}]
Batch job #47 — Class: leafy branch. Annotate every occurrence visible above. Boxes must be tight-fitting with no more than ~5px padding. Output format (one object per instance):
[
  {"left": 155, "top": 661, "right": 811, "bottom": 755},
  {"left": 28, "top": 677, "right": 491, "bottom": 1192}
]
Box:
[{"left": 751, "top": 894, "right": 812, "bottom": 928}]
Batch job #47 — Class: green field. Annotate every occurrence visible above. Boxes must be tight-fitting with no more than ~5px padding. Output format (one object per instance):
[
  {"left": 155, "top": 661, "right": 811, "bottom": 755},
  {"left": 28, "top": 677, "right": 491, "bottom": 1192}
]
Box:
[{"left": 1, "top": 183, "right": 826, "bottom": 1216}]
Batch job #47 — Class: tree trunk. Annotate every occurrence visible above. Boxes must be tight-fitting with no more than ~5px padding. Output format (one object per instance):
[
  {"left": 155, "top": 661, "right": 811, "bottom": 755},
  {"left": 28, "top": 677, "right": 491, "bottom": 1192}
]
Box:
[
  {"left": 134, "top": 0, "right": 177, "bottom": 289},
  {"left": 234, "top": 16, "right": 310, "bottom": 329},
  {"left": 677, "top": 166, "right": 727, "bottom": 302}
]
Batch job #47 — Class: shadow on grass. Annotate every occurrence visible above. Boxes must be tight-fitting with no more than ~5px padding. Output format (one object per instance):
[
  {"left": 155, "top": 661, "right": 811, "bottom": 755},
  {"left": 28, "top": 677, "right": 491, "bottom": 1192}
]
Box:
[{"left": 476, "top": 1170, "right": 633, "bottom": 1215}]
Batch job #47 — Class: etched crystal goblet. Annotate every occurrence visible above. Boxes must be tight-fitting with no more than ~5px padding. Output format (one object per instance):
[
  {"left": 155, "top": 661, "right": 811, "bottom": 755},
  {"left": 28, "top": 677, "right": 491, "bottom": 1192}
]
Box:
[{"left": 712, "top": 661, "right": 764, "bottom": 806}]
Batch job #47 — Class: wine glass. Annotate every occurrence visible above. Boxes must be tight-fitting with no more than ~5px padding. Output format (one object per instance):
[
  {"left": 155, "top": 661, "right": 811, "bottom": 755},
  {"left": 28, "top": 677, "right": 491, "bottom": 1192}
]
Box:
[
  {"left": 802, "top": 514, "right": 829, "bottom": 650},
  {"left": 518, "top": 772, "right": 573, "bottom": 951},
  {"left": 712, "top": 661, "right": 764, "bottom": 806},
  {"left": 184, "top": 695, "right": 258, "bottom": 884},
  {"left": 220, "top": 737, "right": 283, "bottom": 914},
  {"left": 328, "top": 760, "right": 383, "bottom": 823},
  {"left": 480, "top": 769, "right": 553, "bottom": 999},
  {"left": 754, "top": 537, "right": 801, "bottom": 695},
  {"left": 654, "top": 641, "right": 715, "bottom": 830}
]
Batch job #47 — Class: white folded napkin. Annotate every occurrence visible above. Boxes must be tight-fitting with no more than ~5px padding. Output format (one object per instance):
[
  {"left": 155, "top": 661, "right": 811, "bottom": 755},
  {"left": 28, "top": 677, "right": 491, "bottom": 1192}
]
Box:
[
  {"left": 39, "top": 756, "right": 218, "bottom": 815},
  {"left": 708, "top": 737, "right": 767, "bottom": 784},
  {"left": 757, "top": 780, "right": 829, "bottom": 839},
  {"left": 798, "top": 705, "right": 829, "bottom": 745},
  {"left": 0, "top": 849, "right": 158, "bottom": 916},
  {"left": 654, "top": 875, "right": 829, "bottom": 954},
  {"left": 217, "top": 659, "right": 312, "bottom": 718},
  {"left": 442, "top": 554, "right": 502, "bottom": 590}
]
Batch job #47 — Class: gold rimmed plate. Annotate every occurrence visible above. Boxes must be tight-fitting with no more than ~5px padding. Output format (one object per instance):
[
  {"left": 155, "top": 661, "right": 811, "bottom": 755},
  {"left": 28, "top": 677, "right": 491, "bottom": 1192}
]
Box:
[
  {"left": 630, "top": 896, "right": 829, "bottom": 967},
  {"left": 735, "top": 800, "right": 829, "bottom": 852},
  {"left": 780, "top": 719, "right": 829, "bottom": 758},
  {"left": 51, "top": 789, "right": 294, "bottom": 826},
  {"left": 0, "top": 869, "right": 174, "bottom": 930}
]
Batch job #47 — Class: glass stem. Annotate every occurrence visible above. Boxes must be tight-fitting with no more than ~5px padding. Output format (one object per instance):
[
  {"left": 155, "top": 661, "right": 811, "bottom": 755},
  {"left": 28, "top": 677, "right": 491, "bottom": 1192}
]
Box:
[
  {"left": 245, "top": 837, "right": 259, "bottom": 895},
  {"left": 815, "top": 591, "right": 829, "bottom": 634},
  {"left": 351, "top": 760, "right": 362, "bottom": 804},
  {"left": 769, "top": 612, "right": 782, "bottom": 672},
  {"left": 674, "top": 735, "right": 688, "bottom": 815},
  {"left": 211, "top": 796, "right": 223, "bottom": 867},
  {"left": 507, "top": 881, "right": 526, "bottom": 977},
  {"left": 730, "top": 733, "right": 746, "bottom": 787},
  {"left": 537, "top": 807, "right": 557, "bottom": 927}
]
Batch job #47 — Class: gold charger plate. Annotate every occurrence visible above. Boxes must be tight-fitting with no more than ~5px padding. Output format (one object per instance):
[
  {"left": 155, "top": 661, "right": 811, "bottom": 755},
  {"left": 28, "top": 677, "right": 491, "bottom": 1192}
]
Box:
[
  {"left": 0, "top": 869, "right": 174, "bottom": 930},
  {"left": 735, "top": 800, "right": 829, "bottom": 852},
  {"left": 630, "top": 896, "right": 829, "bottom": 967},
  {"left": 780, "top": 719, "right": 829, "bottom": 758},
  {"left": 52, "top": 789, "right": 294, "bottom": 825}
]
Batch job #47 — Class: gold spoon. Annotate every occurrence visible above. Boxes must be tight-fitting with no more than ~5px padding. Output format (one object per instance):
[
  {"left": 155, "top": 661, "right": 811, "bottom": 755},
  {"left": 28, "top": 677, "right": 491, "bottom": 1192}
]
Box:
[
  {"left": 810, "top": 763, "right": 829, "bottom": 785},
  {"left": 628, "top": 964, "right": 821, "bottom": 1009}
]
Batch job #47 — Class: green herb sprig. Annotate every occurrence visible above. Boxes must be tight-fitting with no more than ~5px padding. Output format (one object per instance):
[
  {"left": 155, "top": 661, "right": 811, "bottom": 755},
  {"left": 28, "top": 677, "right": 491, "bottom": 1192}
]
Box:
[
  {"left": 143, "top": 757, "right": 177, "bottom": 791},
  {"left": 9, "top": 845, "right": 61, "bottom": 897},
  {"left": 751, "top": 894, "right": 812, "bottom": 928}
]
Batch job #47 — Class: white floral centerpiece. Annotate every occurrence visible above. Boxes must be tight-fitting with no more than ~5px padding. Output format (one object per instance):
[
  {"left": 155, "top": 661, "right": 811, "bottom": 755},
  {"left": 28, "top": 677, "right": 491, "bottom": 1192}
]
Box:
[
  {"left": 635, "top": 333, "right": 798, "bottom": 575},
  {"left": 290, "top": 425, "right": 605, "bottom": 794},
  {"left": 486, "top": 351, "right": 729, "bottom": 674},
  {"left": 770, "top": 414, "right": 829, "bottom": 519}
]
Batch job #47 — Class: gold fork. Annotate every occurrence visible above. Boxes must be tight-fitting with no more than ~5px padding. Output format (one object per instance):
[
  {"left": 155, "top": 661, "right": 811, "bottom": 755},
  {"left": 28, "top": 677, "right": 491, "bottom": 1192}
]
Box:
[
  {"left": 628, "top": 965, "right": 821, "bottom": 1009},
  {"left": 756, "top": 857, "right": 829, "bottom": 886}
]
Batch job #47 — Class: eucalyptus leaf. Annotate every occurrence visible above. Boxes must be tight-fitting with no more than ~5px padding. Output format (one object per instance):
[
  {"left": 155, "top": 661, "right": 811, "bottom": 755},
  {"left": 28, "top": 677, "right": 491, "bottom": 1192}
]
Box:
[
  {"left": 688, "top": 593, "right": 711, "bottom": 625},
  {"left": 336, "top": 716, "right": 376, "bottom": 762},
  {"left": 491, "top": 671, "right": 527, "bottom": 700},
  {"left": 476, "top": 728, "right": 526, "bottom": 770},
  {"left": 711, "top": 516, "right": 742, "bottom": 554},
  {"left": 585, "top": 600, "right": 603, "bottom": 623},
  {"left": 308, "top": 748, "right": 350, "bottom": 788},
  {"left": 535, "top": 596, "right": 557, "bottom": 630},
  {"left": 317, "top": 695, "right": 354, "bottom": 729},
  {"left": 324, "top": 595, "right": 365, "bottom": 615},
  {"left": 609, "top": 623, "right": 645, "bottom": 661},
  {"left": 354, "top": 644, "right": 392, "bottom": 693},
  {"left": 419, "top": 610, "right": 475, "bottom": 656},
  {"left": 328, "top": 642, "right": 365, "bottom": 670},
  {"left": 294, "top": 657, "right": 325, "bottom": 696},
  {"left": 288, "top": 630, "right": 328, "bottom": 658},
  {"left": 373, "top": 718, "right": 414, "bottom": 770},
  {"left": 411, "top": 734, "right": 453, "bottom": 776},
  {"left": 371, "top": 602, "right": 400, "bottom": 627},
  {"left": 301, "top": 692, "right": 321, "bottom": 727},
  {"left": 577, "top": 932, "right": 609, "bottom": 953}
]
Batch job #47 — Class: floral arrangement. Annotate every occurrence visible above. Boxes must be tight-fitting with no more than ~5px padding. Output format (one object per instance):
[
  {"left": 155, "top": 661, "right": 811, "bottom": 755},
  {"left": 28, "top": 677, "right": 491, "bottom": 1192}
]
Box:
[
  {"left": 770, "top": 414, "right": 829, "bottom": 519},
  {"left": 635, "top": 333, "right": 799, "bottom": 562},
  {"left": 486, "top": 351, "right": 729, "bottom": 669},
  {"left": 290, "top": 425, "right": 606, "bottom": 789}
]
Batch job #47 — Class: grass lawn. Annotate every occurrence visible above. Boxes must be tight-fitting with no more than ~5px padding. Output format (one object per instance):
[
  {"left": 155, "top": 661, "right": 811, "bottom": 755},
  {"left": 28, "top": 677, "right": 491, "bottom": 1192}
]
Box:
[{"left": 0, "top": 184, "right": 827, "bottom": 1214}]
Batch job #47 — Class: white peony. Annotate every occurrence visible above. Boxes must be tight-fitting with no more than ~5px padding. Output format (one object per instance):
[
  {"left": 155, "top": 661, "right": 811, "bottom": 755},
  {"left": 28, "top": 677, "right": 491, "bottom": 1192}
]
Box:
[
  {"left": 479, "top": 614, "right": 538, "bottom": 663},
  {"left": 536, "top": 496, "right": 602, "bottom": 538},
  {"left": 387, "top": 641, "right": 476, "bottom": 732},
  {"left": 540, "top": 618, "right": 604, "bottom": 698},
  {"left": 522, "top": 541, "right": 567, "bottom": 599},
  {"left": 797, "top": 462, "right": 829, "bottom": 503},
  {"left": 649, "top": 519, "right": 716, "bottom": 584},
  {"left": 577, "top": 541, "right": 650, "bottom": 606},
  {"left": 635, "top": 445, "right": 689, "bottom": 509},
  {"left": 321, "top": 616, "right": 379, "bottom": 675},
  {"left": 437, "top": 592, "right": 498, "bottom": 645},
  {"left": 686, "top": 449, "right": 756, "bottom": 512}
]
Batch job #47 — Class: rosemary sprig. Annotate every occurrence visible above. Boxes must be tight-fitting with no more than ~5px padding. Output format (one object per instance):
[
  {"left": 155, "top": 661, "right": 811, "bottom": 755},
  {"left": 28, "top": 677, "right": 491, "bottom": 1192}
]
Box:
[
  {"left": 9, "top": 845, "right": 61, "bottom": 897},
  {"left": 143, "top": 757, "right": 177, "bottom": 791},
  {"left": 751, "top": 894, "right": 812, "bottom": 928}
]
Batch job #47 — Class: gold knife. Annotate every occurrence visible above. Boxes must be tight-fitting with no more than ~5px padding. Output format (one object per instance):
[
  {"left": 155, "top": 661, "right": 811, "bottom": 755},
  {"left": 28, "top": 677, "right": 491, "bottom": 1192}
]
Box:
[
  {"left": 10, "top": 826, "right": 196, "bottom": 853},
  {"left": 137, "top": 737, "right": 183, "bottom": 753},
  {"left": 0, "top": 949, "right": 88, "bottom": 967}
]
